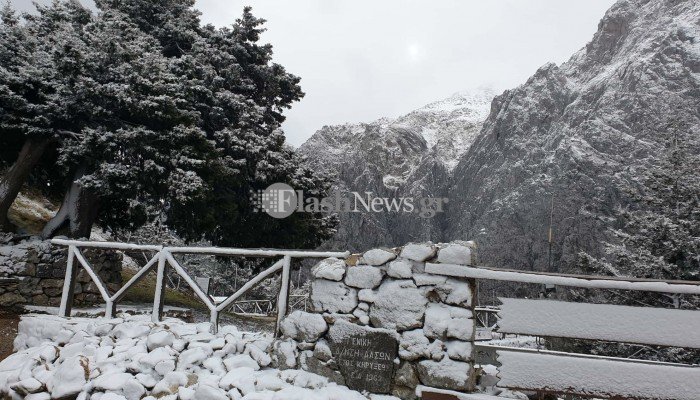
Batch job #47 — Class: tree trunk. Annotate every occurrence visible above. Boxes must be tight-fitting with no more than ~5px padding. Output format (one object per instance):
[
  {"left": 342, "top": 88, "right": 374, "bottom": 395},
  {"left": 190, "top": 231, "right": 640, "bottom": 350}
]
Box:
[
  {"left": 0, "top": 136, "right": 52, "bottom": 231},
  {"left": 42, "top": 166, "right": 100, "bottom": 239}
]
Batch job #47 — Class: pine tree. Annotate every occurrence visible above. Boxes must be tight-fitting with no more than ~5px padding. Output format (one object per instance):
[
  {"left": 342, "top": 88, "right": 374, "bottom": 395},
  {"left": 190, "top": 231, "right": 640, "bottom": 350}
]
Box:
[
  {"left": 43, "top": 6, "right": 214, "bottom": 237},
  {"left": 1, "top": 1, "right": 336, "bottom": 248},
  {"left": 97, "top": 2, "right": 336, "bottom": 248},
  {"left": 0, "top": 1, "right": 70, "bottom": 230}
]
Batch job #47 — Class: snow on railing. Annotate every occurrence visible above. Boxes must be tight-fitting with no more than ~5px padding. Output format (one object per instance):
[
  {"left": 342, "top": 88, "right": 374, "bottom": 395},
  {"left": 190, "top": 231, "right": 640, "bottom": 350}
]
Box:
[
  {"left": 427, "top": 263, "right": 700, "bottom": 399},
  {"left": 50, "top": 238, "right": 349, "bottom": 335},
  {"left": 426, "top": 263, "right": 700, "bottom": 294}
]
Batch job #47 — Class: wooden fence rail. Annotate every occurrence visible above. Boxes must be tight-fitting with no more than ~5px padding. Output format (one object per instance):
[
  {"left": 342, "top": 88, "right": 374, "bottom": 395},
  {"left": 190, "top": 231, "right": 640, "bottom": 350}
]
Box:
[{"left": 50, "top": 239, "right": 348, "bottom": 335}]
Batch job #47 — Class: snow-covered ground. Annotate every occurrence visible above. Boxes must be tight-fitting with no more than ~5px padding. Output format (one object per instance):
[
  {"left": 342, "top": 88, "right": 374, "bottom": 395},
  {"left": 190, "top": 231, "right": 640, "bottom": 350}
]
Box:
[{"left": 0, "top": 314, "right": 399, "bottom": 400}]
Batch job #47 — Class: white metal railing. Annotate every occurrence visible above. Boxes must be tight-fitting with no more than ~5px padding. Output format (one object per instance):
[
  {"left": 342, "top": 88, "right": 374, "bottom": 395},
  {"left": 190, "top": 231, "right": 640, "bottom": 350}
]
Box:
[
  {"left": 50, "top": 238, "right": 348, "bottom": 335},
  {"left": 427, "top": 263, "right": 700, "bottom": 399}
]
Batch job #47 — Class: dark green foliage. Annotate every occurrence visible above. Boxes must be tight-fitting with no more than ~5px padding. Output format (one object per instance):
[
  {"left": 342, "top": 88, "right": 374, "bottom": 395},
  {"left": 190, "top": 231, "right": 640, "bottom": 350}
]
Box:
[{"left": 0, "top": 0, "right": 336, "bottom": 248}]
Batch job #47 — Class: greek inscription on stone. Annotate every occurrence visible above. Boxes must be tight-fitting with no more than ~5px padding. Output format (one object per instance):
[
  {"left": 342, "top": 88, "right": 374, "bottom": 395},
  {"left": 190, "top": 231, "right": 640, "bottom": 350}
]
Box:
[{"left": 328, "top": 324, "right": 398, "bottom": 394}]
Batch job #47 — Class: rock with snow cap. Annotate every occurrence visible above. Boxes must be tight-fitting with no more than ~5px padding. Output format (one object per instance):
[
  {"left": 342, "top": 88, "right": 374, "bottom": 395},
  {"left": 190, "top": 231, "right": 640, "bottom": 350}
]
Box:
[
  {"left": 400, "top": 243, "right": 436, "bottom": 262},
  {"left": 436, "top": 241, "right": 474, "bottom": 265},
  {"left": 310, "top": 279, "right": 358, "bottom": 314},
  {"left": 369, "top": 280, "right": 427, "bottom": 331},
  {"left": 311, "top": 258, "right": 347, "bottom": 281},
  {"left": 360, "top": 249, "right": 396, "bottom": 266},
  {"left": 344, "top": 265, "right": 383, "bottom": 289},
  {"left": 281, "top": 311, "right": 329, "bottom": 342}
]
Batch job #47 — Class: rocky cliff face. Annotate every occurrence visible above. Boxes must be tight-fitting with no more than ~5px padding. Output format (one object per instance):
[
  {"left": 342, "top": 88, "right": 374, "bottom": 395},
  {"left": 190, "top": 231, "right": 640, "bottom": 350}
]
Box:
[
  {"left": 447, "top": 0, "right": 700, "bottom": 271},
  {"left": 301, "top": 0, "right": 700, "bottom": 270},
  {"left": 299, "top": 90, "right": 493, "bottom": 252}
]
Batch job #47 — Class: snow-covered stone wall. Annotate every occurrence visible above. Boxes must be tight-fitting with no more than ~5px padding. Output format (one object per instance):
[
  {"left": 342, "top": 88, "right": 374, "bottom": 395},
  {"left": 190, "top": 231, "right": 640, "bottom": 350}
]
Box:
[
  {"left": 274, "top": 241, "right": 477, "bottom": 399},
  {"left": 0, "top": 239, "right": 122, "bottom": 308}
]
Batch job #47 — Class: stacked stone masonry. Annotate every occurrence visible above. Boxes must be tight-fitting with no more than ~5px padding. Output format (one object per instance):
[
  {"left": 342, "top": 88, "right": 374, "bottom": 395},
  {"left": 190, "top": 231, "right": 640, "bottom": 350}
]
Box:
[
  {"left": 274, "top": 241, "right": 477, "bottom": 399},
  {"left": 0, "top": 239, "right": 122, "bottom": 308}
]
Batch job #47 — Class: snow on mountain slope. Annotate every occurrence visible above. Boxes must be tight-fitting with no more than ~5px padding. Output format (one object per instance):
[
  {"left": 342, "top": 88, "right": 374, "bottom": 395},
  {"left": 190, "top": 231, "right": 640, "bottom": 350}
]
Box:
[
  {"left": 299, "top": 89, "right": 493, "bottom": 251},
  {"left": 301, "top": 0, "right": 699, "bottom": 269},
  {"left": 446, "top": 0, "right": 700, "bottom": 272},
  {"left": 393, "top": 89, "right": 495, "bottom": 170}
]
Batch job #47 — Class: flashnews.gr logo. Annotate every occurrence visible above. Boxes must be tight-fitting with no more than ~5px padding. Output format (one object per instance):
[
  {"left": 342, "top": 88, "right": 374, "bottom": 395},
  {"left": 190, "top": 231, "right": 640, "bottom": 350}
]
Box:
[
  {"left": 251, "top": 183, "right": 448, "bottom": 219},
  {"left": 250, "top": 183, "right": 298, "bottom": 219}
]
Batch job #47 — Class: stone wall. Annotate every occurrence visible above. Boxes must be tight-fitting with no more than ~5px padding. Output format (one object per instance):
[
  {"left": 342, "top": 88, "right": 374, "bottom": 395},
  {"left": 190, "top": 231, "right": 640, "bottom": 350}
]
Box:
[
  {"left": 273, "top": 241, "right": 477, "bottom": 399},
  {"left": 0, "top": 239, "right": 122, "bottom": 308}
]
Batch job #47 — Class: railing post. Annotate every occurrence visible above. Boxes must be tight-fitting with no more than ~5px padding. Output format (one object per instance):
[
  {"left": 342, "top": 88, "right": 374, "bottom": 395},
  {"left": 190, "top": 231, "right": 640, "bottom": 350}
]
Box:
[
  {"left": 105, "top": 300, "right": 116, "bottom": 319},
  {"left": 58, "top": 245, "right": 78, "bottom": 317},
  {"left": 210, "top": 309, "right": 219, "bottom": 334},
  {"left": 274, "top": 255, "right": 292, "bottom": 338},
  {"left": 152, "top": 250, "right": 167, "bottom": 323}
]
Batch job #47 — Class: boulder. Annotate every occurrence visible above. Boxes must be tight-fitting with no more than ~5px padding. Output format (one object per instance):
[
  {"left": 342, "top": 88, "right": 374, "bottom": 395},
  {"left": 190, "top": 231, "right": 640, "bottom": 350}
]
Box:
[
  {"left": 311, "top": 280, "right": 358, "bottom": 314},
  {"left": 344, "top": 266, "right": 383, "bottom": 289},
  {"left": 311, "top": 258, "right": 346, "bottom": 281},
  {"left": 281, "top": 311, "right": 328, "bottom": 342},
  {"left": 360, "top": 248, "right": 396, "bottom": 266},
  {"left": 369, "top": 280, "right": 426, "bottom": 331},
  {"left": 416, "top": 357, "right": 472, "bottom": 391},
  {"left": 400, "top": 243, "right": 436, "bottom": 262}
]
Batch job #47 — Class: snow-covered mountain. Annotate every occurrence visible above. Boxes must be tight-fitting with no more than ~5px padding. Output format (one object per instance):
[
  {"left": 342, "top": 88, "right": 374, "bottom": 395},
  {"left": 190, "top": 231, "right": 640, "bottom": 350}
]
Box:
[
  {"left": 446, "top": 0, "right": 700, "bottom": 272},
  {"left": 299, "top": 89, "right": 494, "bottom": 251},
  {"left": 302, "top": 0, "right": 699, "bottom": 270},
  {"left": 392, "top": 89, "right": 494, "bottom": 171}
]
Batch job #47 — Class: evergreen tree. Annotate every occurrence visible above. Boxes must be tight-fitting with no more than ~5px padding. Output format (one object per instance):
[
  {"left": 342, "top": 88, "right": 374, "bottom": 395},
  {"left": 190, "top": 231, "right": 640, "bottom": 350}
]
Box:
[
  {"left": 44, "top": 7, "right": 215, "bottom": 237},
  {"left": 0, "top": 1, "right": 77, "bottom": 230},
  {"left": 1, "top": 1, "right": 336, "bottom": 249},
  {"left": 97, "top": 1, "right": 336, "bottom": 248}
]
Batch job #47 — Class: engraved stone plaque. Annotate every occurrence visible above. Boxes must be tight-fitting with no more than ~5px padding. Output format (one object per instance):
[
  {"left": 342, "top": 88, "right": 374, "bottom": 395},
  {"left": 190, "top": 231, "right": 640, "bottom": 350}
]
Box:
[{"left": 327, "top": 320, "right": 398, "bottom": 393}]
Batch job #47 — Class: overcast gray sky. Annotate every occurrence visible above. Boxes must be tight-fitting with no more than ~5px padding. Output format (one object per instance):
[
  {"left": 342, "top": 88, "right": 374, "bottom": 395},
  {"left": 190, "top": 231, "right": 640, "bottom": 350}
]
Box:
[{"left": 11, "top": 0, "right": 616, "bottom": 146}]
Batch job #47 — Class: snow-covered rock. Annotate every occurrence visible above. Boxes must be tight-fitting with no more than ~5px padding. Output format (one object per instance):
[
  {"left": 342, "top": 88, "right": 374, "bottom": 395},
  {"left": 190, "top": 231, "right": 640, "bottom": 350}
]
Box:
[
  {"left": 416, "top": 357, "right": 472, "bottom": 391},
  {"left": 146, "top": 330, "right": 175, "bottom": 351},
  {"left": 194, "top": 383, "right": 228, "bottom": 400},
  {"left": 357, "top": 289, "right": 376, "bottom": 303},
  {"left": 400, "top": 243, "right": 436, "bottom": 262},
  {"left": 423, "top": 303, "right": 474, "bottom": 340},
  {"left": 273, "top": 339, "right": 299, "bottom": 369},
  {"left": 311, "top": 258, "right": 346, "bottom": 282},
  {"left": 223, "top": 354, "right": 260, "bottom": 371},
  {"left": 412, "top": 273, "right": 447, "bottom": 287},
  {"left": 310, "top": 280, "right": 358, "bottom": 314},
  {"left": 398, "top": 329, "right": 444, "bottom": 361},
  {"left": 344, "top": 266, "right": 383, "bottom": 289},
  {"left": 369, "top": 280, "right": 426, "bottom": 331},
  {"left": 361, "top": 249, "right": 396, "bottom": 266},
  {"left": 436, "top": 242, "right": 473, "bottom": 265},
  {"left": 48, "top": 355, "right": 88, "bottom": 399},
  {"left": 281, "top": 311, "right": 328, "bottom": 342},
  {"left": 445, "top": 340, "right": 473, "bottom": 362},
  {"left": 435, "top": 278, "right": 473, "bottom": 306},
  {"left": 387, "top": 259, "right": 413, "bottom": 279}
]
